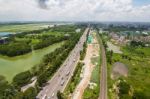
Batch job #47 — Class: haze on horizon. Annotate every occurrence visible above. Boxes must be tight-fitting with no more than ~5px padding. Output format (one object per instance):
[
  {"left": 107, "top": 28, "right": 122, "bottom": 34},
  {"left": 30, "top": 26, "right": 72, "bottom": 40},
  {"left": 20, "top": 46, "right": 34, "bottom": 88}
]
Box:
[{"left": 0, "top": 0, "right": 150, "bottom": 22}]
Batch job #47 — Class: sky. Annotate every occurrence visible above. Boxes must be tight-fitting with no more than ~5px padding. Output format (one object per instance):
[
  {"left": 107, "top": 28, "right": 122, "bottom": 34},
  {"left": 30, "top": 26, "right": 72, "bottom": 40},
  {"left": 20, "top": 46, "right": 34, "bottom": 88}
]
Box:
[
  {"left": 133, "top": 0, "right": 150, "bottom": 6},
  {"left": 0, "top": 0, "right": 150, "bottom": 22}
]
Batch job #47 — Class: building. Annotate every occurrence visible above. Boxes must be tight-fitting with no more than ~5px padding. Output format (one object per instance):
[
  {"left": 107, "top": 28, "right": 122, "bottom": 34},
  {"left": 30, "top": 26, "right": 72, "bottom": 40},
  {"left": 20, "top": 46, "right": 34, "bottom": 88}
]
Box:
[
  {"left": 0, "top": 37, "right": 9, "bottom": 44},
  {"left": 76, "top": 28, "right": 81, "bottom": 33}
]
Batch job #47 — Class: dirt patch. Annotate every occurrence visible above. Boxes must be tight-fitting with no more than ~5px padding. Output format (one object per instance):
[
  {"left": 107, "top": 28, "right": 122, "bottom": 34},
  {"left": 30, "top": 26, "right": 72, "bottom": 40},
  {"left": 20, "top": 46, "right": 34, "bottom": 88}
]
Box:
[
  {"left": 111, "top": 62, "right": 128, "bottom": 80},
  {"left": 72, "top": 31, "right": 100, "bottom": 99},
  {"left": 107, "top": 42, "right": 122, "bottom": 54}
]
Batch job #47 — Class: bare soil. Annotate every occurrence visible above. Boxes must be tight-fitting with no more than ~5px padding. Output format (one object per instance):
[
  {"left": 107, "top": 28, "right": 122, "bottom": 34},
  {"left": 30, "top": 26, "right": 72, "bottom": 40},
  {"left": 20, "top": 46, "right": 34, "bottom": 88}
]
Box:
[{"left": 72, "top": 32, "right": 99, "bottom": 99}]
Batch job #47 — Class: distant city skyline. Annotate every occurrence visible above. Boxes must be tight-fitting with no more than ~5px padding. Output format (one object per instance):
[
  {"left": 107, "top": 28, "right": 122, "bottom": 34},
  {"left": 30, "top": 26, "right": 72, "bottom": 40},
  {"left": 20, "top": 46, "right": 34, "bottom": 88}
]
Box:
[{"left": 0, "top": 0, "right": 150, "bottom": 22}]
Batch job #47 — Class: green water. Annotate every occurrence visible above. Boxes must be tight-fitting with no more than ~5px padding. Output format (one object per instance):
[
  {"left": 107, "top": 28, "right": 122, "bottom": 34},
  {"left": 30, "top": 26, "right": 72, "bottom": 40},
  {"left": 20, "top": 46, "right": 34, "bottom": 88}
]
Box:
[{"left": 0, "top": 42, "right": 64, "bottom": 82}]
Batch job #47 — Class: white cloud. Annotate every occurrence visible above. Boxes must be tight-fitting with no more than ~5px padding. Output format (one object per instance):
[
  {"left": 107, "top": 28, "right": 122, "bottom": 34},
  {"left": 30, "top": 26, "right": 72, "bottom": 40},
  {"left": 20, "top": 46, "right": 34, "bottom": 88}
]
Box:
[{"left": 0, "top": 0, "right": 150, "bottom": 22}]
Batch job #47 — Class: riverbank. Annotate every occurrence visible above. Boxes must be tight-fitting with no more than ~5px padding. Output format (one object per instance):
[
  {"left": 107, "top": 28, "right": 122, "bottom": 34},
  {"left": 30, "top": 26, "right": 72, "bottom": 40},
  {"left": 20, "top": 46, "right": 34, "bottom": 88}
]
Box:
[{"left": 0, "top": 41, "right": 64, "bottom": 82}]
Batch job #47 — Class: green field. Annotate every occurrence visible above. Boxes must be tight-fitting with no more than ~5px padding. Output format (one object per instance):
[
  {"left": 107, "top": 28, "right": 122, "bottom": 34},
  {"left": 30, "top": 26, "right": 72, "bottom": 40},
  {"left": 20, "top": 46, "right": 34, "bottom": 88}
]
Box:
[
  {"left": 0, "top": 23, "right": 49, "bottom": 32},
  {"left": 0, "top": 42, "right": 64, "bottom": 82},
  {"left": 108, "top": 45, "right": 150, "bottom": 98},
  {"left": 83, "top": 56, "right": 100, "bottom": 99}
]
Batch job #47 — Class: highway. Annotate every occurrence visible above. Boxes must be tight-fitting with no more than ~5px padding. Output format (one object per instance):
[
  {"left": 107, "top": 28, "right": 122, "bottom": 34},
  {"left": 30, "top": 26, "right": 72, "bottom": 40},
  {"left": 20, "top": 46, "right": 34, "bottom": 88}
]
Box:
[
  {"left": 36, "top": 27, "right": 89, "bottom": 99},
  {"left": 99, "top": 38, "right": 107, "bottom": 99}
]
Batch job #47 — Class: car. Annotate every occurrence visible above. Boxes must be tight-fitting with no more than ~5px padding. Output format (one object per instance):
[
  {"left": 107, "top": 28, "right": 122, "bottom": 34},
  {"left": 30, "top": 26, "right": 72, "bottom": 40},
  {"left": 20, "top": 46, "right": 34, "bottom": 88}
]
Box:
[
  {"left": 42, "top": 94, "right": 47, "bottom": 99},
  {"left": 47, "top": 96, "right": 51, "bottom": 99},
  {"left": 52, "top": 93, "right": 55, "bottom": 97},
  {"left": 73, "top": 59, "right": 76, "bottom": 62},
  {"left": 66, "top": 71, "right": 70, "bottom": 76},
  {"left": 60, "top": 80, "right": 65, "bottom": 86}
]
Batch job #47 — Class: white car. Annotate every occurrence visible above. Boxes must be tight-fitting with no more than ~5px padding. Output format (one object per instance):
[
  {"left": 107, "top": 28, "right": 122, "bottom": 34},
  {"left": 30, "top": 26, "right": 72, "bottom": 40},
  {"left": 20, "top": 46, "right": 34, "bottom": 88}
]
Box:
[
  {"left": 52, "top": 93, "right": 55, "bottom": 97},
  {"left": 73, "top": 59, "right": 76, "bottom": 62},
  {"left": 60, "top": 80, "right": 65, "bottom": 86}
]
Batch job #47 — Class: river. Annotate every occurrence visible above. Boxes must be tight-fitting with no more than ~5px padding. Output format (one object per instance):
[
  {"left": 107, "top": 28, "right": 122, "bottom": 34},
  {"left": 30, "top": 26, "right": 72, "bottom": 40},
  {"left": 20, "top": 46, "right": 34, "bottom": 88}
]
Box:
[
  {"left": 0, "top": 42, "right": 64, "bottom": 82},
  {"left": 0, "top": 32, "right": 12, "bottom": 37}
]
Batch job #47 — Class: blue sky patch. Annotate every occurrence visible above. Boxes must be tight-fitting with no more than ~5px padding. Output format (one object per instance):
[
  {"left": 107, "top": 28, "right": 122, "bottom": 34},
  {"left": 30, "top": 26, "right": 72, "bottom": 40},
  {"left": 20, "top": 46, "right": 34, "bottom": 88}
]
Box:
[{"left": 133, "top": 0, "right": 150, "bottom": 6}]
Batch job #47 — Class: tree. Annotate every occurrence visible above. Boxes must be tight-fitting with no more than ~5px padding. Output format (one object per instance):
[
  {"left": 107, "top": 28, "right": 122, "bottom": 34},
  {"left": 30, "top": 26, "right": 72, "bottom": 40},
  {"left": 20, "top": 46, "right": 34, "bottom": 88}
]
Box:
[
  {"left": 57, "top": 91, "right": 64, "bottom": 99},
  {"left": 22, "top": 87, "right": 37, "bottom": 99},
  {"left": 133, "top": 91, "right": 150, "bottom": 99},
  {"left": 37, "top": 72, "right": 47, "bottom": 87},
  {"left": 117, "top": 80, "right": 130, "bottom": 98},
  {"left": 0, "top": 75, "right": 8, "bottom": 98},
  {"left": 107, "top": 50, "right": 113, "bottom": 64},
  {"left": 13, "top": 71, "right": 32, "bottom": 87}
]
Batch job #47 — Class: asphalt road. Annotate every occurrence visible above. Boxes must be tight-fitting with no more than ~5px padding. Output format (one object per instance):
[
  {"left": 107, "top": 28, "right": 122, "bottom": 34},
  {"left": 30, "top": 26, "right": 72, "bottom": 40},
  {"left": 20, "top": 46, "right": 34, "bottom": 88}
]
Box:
[
  {"left": 99, "top": 39, "right": 107, "bottom": 99},
  {"left": 36, "top": 28, "right": 89, "bottom": 99}
]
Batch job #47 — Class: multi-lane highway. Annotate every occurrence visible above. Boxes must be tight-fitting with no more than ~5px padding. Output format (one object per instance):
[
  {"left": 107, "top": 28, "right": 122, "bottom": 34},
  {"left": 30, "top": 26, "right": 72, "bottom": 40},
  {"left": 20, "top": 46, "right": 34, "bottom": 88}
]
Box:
[
  {"left": 36, "top": 28, "right": 89, "bottom": 99},
  {"left": 99, "top": 38, "right": 107, "bottom": 99}
]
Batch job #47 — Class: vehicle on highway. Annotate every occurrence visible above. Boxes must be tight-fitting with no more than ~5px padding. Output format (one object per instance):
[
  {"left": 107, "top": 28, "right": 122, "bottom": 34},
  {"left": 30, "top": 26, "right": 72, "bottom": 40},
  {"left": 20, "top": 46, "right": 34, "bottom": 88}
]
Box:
[
  {"left": 52, "top": 93, "right": 55, "bottom": 97},
  {"left": 73, "top": 58, "right": 76, "bottom": 62},
  {"left": 60, "top": 80, "right": 65, "bottom": 86},
  {"left": 42, "top": 94, "right": 47, "bottom": 99},
  {"left": 47, "top": 96, "right": 51, "bottom": 99},
  {"left": 66, "top": 71, "right": 70, "bottom": 76}
]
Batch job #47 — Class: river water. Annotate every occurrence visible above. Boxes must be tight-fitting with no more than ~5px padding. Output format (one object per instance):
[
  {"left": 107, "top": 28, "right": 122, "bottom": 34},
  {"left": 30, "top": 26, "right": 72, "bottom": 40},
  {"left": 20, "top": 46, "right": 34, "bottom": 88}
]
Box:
[
  {"left": 0, "top": 32, "right": 12, "bottom": 37},
  {"left": 0, "top": 42, "right": 64, "bottom": 82}
]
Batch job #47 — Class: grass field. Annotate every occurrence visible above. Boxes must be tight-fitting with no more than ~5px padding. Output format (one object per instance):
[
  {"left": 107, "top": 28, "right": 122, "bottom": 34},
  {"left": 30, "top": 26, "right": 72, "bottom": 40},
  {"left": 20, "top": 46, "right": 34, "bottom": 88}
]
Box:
[
  {"left": 83, "top": 56, "right": 100, "bottom": 99},
  {"left": 0, "top": 23, "right": 49, "bottom": 33},
  {"left": 41, "top": 31, "right": 64, "bottom": 36},
  {"left": 90, "top": 57, "right": 100, "bottom": 84},
  {"left": 108, "top": 45, "right": 150, "bottom": 98}
]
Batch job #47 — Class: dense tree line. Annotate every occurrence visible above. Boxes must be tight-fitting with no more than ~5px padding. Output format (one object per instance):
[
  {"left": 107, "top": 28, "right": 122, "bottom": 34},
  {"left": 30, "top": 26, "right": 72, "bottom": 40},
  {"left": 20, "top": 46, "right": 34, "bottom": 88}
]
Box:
[
  {"left": 80, "top": 42, "right": 87, "bottom": 60},
  {"left": 34, "top": 36, "right": 66, "bottom": 50},
  {"left": 99, "top": 33, "right": 108, "bottom": 50},
  {"left": 64, "top": 62, "right": 84, "bottom": 97},
  {"left": 130, "top": 40, "right": 145, "bottom": 47},
  {"left": 117, "top": 79, "right": 131, "bottom": 99},
  {"left": 51, "top": 25, "right": 85, "bottom": 33},
  {"left": 11, "top": 28, "right": 51, "bottom": 38},
  {"left": 106, "top": 24, "right": 148, "bottom": 32},
  {"left": 0, "top": 35, "right": 66, "bottom": 57},
  {"left": 57, "top": 91, "right": 65, "bottom": 99},
  {"left": 107, "top": 50, "right": 113, "bottom": 64},
  {"left": 0, "top": 76, "right": 9, "bottom": 99},
  {"left": 68, "top": 62, "right": 83, "bottom": 93},
  {"left": 0, "top": 42, "right": 31, "bottom": 57}
]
